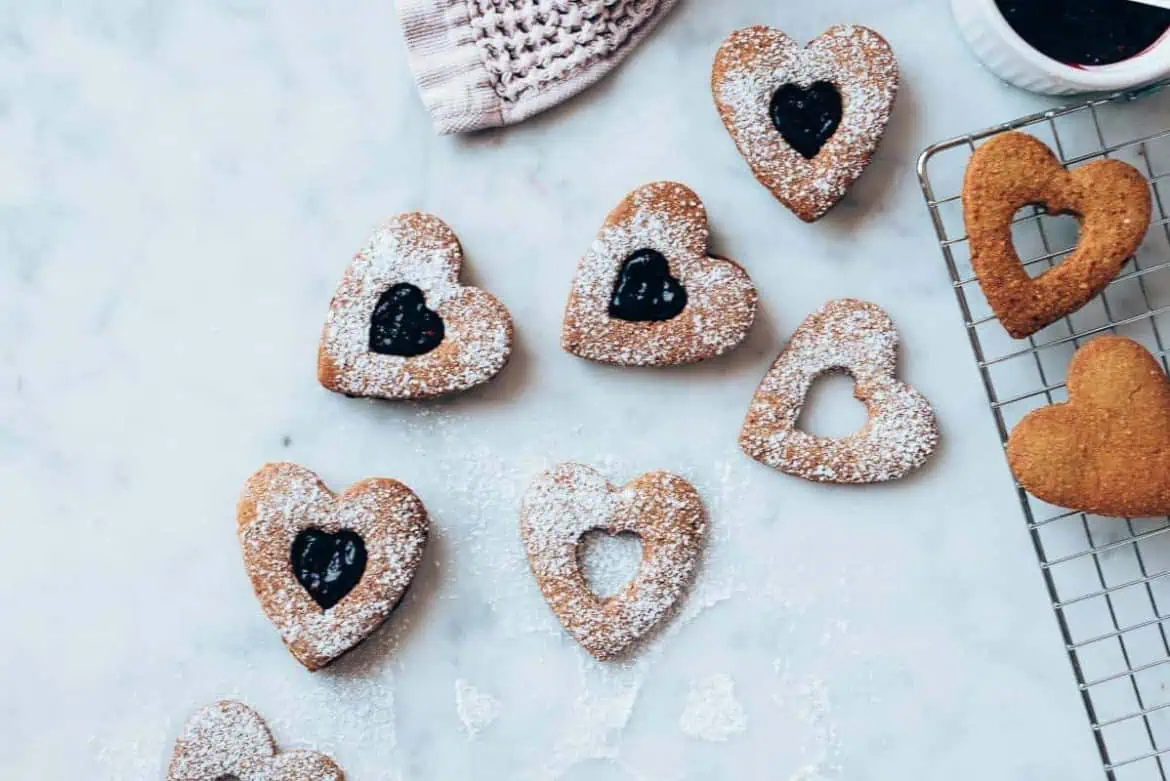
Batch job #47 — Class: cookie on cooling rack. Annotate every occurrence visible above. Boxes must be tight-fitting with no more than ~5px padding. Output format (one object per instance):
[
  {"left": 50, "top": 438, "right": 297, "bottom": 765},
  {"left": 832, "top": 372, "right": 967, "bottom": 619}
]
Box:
[
  {"left": 168, "top": 700, "right": 343, "bottom": 781},
  {"left": 739, "top": 298, "right": 939, "bottom": 483},
  {"left": 963, "top": 131, "right": 1151, "bottom": 339},
  {"left": 712, "top": 24, "right": 898, "bottom": 222},
  {"left": 561, "top": 181, "right": 757, "bottom": 366},
  {"left": 1007, "top": 336, "right": 1170, "bottom": 517},
  {"left": 318, "top": 212, "right": 513, "bottom": 399},
  {"left": 520, "top": 462, "right": 706, "bottom": 660},
  {"left": 237, "top": 462, "right": 429, "bottom": 671}
]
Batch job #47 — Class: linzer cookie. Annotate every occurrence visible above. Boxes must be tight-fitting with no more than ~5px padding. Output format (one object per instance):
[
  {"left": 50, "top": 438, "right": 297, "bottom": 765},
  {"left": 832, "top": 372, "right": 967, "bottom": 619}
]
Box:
[
  {"left": 963, "top": 132, "right": 1151, "bottom": 338},
  {"left": 1007, "top": 336, "right": 1170, "bottom": 517},
  {"left": 740, "top": 299, "right": 938, "bottom": 483},
  {"left": 237, "top": 462, "right": 429, "bottom": 671},
  {"left": 318, "top": 212, "right": 513, "bottom": 399},
  {"left": 520, "top": 463, "right": 706, "bottom": 660},
  {"left": 168, "top": 700, "right": 343, "bottom": 781},
  {"left": 712, "top": 25, "right": 898, "bottom": 222},
  {"left": 561, "top": 181, "right": 757, "bottom": 366}
]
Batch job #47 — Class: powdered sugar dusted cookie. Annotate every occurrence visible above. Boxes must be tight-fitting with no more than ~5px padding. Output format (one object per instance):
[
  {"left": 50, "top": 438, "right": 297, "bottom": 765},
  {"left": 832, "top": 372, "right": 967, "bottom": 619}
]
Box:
[
  {"left": 561, "top": 181, "right": 757, "bottom": 366},
  {"left": 237, "top": 462, "right": 429, "bottom": 671},
  {"left": 712, "top": 25, "right": 898, "bottom": 222},
  {"left": 740, "top": 299, "right": 938, "bottom": 483},
  {"left": 318, "top": 212, "right": 513, "bottom": 399},
  {"left": 520, "top": 463, "right": 706, "bottom": 660},
  {"left": 168, "top": 700, "right": 343, "bottom": 781}
]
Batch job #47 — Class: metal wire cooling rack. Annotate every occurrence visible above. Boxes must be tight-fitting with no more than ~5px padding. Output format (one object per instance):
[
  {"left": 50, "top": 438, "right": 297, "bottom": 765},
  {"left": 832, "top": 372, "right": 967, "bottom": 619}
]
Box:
[{"left": 918, "top": 82, "right": 1170, "bottom": 780}]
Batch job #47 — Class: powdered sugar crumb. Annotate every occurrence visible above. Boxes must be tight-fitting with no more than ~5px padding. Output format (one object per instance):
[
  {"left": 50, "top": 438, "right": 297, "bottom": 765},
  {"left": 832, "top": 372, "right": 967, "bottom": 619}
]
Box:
[
  {"left": 679, "top": 673, "right": 748, "bottom": 742},
  {"left": 455, "top": 679, "right": 501, "bottom": 738}
]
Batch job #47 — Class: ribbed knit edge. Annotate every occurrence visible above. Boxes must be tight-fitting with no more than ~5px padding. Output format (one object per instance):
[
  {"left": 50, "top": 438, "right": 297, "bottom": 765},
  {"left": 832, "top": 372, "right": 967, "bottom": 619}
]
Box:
[{"left": 395, "top": 0, "right": 681, "bottom": 135}]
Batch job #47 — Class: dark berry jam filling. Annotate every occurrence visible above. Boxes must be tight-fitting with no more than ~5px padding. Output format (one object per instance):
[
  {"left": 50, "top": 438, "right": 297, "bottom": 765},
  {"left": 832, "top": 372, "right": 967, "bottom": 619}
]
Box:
[
  {"left": 996, "top": 0, "right": 1170, "bottom": 67},
  {"left": 290, "top": 528, "right": 367, "bottom": 610},
  {"left": 369, "top": 283, "right": 445, "bottom": 357},
  {"left": 609, "top": 248, "right": 688, "bottom": 322},
  {"left": 769, "top": 81, "right": 843, "bottom": 160}
]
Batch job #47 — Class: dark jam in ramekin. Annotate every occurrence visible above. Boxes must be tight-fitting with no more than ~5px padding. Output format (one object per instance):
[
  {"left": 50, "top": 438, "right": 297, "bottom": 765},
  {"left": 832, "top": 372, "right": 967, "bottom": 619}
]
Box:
[{"left": 996, "top": 0, "right": 1170, "bottom": 67}]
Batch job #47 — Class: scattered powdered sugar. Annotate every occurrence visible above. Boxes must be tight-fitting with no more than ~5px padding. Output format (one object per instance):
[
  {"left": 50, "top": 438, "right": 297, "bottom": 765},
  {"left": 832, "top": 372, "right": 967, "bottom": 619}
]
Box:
[
  {"left": 578, "top": 529, "right": 643, "bottom": 598},
  {"left": 454, "top": 679, "right": 502, "bottom": 738},
  {"left": 166, "top": 700, "right": 343, "bottom": 781},
  {"left": 679, "top": 673, "right": 748, "bottom": 742},
  {"left": 740, "top": 299, "right": 939, "bottom": 484},
  {"left": 519, "top": 463, "right": 707, "bottom": 660},
  {"left": 318, "top": 212, "right": 513, "bottom": 399},
  {"left": 562, "top": 181, "right": 757, "bottom": 366},
  {"left": 713, "top": 25, "right": 898, "bottom": 221},
  {"left": 237, "top": 462, "right": 429, "bottom": 670},
  {"left": 773, "top": 665, "right": 841, "bottom": 781}
]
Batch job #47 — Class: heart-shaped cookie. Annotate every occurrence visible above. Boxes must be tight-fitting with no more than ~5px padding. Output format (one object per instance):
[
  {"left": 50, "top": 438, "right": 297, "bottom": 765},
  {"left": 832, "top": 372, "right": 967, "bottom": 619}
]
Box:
[
  {"left": 712, "top": 25, "right": 898, "bottom": 222},
  {"left": 318, "top": 212, "right": 513, "bottom": 399},
  {"left": 561, "top": 181, "right": 757, "bottom": 366},
  {"left": 963, "top": 132, "right": 1151, "bottom": 339},
  {"left": 237, "top": 462, "right": 429, "bottom": 671},
  {"left": 168, "top": 700, "right": 343, "bottom": 781},
  {"left": 739, "top": 298, "right": 939, "bottom": 483},
  {"left": 1007, "top": 336, "right": 1170, "bottom": 517},
  {"left": 520, "top": 463, "right": 706, "bottom": 660}
]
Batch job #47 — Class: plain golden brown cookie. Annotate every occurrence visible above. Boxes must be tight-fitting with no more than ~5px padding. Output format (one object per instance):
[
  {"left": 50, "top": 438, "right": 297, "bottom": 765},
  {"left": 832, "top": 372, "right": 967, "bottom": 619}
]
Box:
[
  {"left": 712, "top": 25, "right": 898, "bottom": 222},
  {"left": 237, "top": 462, "right": 429, "bottom": 671},
  {"left": 1007, "top": 336, "right": 1170, "bottom": 517},
  {"left": 168, "top": 700, "right": 343, "bottom": 781},
  {"left": 519, "top": 463, "right": 706, "bottom": 660},
  {"left": 962, "top": 132, "right": 1151, "bottom": 339},
  {"left": 318, "top": 212, "right": 513, "bottom": 399},
  {"left": 561, "top": 181, "right": 757, "bottom": 366}
]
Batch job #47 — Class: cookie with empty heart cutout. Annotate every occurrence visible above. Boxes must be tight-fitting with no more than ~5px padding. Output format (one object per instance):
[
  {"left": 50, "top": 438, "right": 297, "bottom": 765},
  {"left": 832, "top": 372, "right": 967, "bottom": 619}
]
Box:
[
  {"left": 561, "top": 181, "right": 757, "bottom": 366},
  {"left": 168, "top": 700, "right": 343, "bottom": 781},
  {"left": 237, "top": 462, "right": 429, "bottom": 671},
  {"left": 712, "top": 25, "right": 898, "bottom": 222},
  {"left": 963, "top": 132, "right": 1151, "bottom": 339},
  {"left": 318, "top": 212, "right": 513, "bottom": 399},
  {"left": 520, "top": 463, "right": 706, "bottom": 660},
  {"left": 1007, "top": 336, "right": 1170, "bottom": 517},
  {"left": 740, "top": 298, "right": 938, "bottom": 483}
]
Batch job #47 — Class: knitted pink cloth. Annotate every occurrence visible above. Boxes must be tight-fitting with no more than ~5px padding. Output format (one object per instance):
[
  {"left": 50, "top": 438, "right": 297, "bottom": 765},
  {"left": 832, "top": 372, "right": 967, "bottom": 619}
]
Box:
[{"left": 397, "top": 0, "right": 678, "bottom": 134}]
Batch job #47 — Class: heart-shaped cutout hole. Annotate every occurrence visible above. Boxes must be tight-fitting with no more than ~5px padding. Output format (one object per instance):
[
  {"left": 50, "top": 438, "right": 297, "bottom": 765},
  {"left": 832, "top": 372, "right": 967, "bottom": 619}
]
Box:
[
  {"left": 290, "top": 528, "right": 367, "bottom": 610},
  {"left": 577, "top": 529, "right": 643, "bottom": 598},
  {"left": 1008, "top": 207, "right": 1082, "bottom": 280},
  {"left": 369, "top": 282, "right": 445, "bottom": 357},
  {"left": 795, "top": 371, "right": 869, "bottom": 438},
  {"left": 609, "top": 249, "right": 688, "bottom": 322},
  {"left": 769, "top": 81, "right": 842, "bottom": 160}
]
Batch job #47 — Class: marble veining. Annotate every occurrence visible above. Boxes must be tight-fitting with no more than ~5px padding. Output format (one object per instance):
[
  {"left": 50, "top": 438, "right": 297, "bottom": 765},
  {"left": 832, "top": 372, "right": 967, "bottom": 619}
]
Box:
[{"left": 0, "top": 1, "right": 1119, "bottom": 778}]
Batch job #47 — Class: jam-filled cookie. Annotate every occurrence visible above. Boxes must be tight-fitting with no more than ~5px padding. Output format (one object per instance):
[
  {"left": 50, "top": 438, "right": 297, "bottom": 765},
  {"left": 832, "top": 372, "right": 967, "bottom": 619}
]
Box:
[
  {"left": 1007, "top": 336, "right": 1170, "bottom": 517},
  {"left": 237, "top": 462, "right": 429, "bottom": 671},
  {"left": 963, "top": 132, "right": 1151, "bottom": 338},
  {"left": 740, "top": 298, "right": 938, "bottom": 483},
  {"left": 561, "top": 181, "right": 757, "bottom": 366},
  {"left": 318, "top": 212, "right": 513, "bottom": 399},
  {"left": 712, "top": 25, "right": 898, "bottom": 222},
  {"left": 520, "top": 463, "right": 706, "bottom": 660},
  {"left": 168, "top": 700, "right": 343, "bottom": 781}
]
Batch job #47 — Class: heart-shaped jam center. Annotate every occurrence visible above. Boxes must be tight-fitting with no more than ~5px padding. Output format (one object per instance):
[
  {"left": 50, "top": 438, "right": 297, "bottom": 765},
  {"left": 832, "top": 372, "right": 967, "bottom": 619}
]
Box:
[
  {"left": 290, "top": 528, "right": 367, "bottom": 610},
  {"left": 769, "top": 81, "right": 842, "bottom": 160},
  {"left": 609, "top": 248, "right": 688, "bottom": 322},
  {"left": 368, "top": 283, "right": 445, "bottom": 357}
]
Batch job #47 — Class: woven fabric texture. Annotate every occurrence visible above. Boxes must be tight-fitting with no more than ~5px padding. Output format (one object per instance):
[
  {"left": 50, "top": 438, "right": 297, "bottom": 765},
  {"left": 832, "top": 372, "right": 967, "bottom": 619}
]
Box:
[{"left": 397, "top": 0, "right": 677, "bottom": 134}]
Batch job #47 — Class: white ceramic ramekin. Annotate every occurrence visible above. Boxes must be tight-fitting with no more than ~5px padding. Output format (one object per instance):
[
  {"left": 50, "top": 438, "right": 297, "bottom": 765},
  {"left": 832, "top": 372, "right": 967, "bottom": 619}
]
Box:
[{"left": 952, "top": 0, "right": 1170, "bottom": 94}]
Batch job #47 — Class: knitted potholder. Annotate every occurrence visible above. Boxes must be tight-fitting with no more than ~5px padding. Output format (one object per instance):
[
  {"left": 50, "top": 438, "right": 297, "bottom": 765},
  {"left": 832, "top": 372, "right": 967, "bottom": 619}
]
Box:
[{"left": 397, "top": 0, "right": 678, "bottom": 134}]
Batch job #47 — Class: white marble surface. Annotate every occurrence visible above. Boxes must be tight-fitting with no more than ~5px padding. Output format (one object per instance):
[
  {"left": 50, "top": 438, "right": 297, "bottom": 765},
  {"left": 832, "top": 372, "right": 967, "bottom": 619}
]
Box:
[{"left": 1, "top": 1, "right": 1145, "bottom": 778}]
